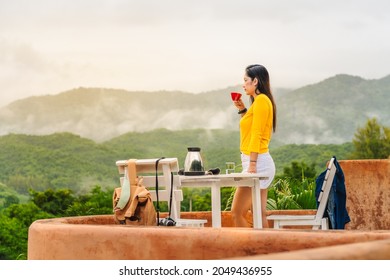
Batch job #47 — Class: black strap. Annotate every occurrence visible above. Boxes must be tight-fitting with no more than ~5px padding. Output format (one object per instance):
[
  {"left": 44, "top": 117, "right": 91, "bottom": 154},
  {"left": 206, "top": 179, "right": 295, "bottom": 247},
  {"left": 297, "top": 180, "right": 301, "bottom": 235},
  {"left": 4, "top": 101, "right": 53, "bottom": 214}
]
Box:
[
  {"left": 155, "top": 157, "right": 165, "bottom": 226},
  {"left": 168, "top": 172, "right": 174, "bottom": 217}
]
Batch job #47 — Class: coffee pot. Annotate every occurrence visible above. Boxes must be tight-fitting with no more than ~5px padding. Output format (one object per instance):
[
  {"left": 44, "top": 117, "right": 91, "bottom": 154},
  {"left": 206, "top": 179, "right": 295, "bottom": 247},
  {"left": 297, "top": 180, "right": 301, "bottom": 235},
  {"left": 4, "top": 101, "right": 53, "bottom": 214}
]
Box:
[{"left": 184, "top": 147, "right": 205, "bottom": 175}]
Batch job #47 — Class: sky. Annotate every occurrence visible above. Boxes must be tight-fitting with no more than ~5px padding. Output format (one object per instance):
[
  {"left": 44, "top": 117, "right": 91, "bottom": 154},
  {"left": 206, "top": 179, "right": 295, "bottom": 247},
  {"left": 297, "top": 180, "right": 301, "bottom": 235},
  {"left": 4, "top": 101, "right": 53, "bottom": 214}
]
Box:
[{"left": 1, "top": 0, "right": 390, "bottom": 106}]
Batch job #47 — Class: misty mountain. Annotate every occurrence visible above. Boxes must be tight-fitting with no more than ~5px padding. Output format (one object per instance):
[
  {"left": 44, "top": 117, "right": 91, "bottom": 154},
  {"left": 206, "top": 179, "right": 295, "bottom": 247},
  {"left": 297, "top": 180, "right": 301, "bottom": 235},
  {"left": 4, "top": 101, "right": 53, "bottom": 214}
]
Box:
[
  {"left": 0, "top": 86, "right": 244, "bottom": 142},
  {"left": 276, "top": 74, "right": 390, "bottom": 144},
  {"left": 0, "top": 74, "right": 389, "bottom": 144}
]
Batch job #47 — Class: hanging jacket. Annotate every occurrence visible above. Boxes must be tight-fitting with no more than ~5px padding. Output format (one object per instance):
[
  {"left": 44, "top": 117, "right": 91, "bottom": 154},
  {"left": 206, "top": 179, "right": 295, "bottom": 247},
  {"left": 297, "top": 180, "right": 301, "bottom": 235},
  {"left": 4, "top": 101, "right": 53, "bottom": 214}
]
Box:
[{"left": 315, "top": 156, "right": 351, "bottom": 229}]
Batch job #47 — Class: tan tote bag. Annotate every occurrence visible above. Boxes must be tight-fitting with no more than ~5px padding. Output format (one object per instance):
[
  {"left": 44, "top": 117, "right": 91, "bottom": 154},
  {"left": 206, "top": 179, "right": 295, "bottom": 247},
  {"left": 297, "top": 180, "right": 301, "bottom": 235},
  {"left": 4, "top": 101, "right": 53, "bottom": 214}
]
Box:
[{"left": 113, "top": 159, "right": 157, "bottom": 226}]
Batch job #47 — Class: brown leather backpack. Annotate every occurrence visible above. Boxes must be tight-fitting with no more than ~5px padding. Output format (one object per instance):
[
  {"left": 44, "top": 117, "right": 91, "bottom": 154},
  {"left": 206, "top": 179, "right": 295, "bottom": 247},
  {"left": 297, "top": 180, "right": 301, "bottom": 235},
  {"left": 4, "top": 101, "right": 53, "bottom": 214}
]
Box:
[{"left": 113, "top": 159, "right": 157, "bottom": 225}]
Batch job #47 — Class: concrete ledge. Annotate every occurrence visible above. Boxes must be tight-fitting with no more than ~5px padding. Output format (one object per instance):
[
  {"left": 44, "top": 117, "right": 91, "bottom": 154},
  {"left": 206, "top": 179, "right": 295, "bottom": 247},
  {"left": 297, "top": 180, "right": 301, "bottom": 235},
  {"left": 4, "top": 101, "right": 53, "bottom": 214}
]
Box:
[
  {"left": 28, "top": 214, "right": 390, "bottom": 260},
  {"left": 241, "top": 238, "right": 390, "bottom": 260}
]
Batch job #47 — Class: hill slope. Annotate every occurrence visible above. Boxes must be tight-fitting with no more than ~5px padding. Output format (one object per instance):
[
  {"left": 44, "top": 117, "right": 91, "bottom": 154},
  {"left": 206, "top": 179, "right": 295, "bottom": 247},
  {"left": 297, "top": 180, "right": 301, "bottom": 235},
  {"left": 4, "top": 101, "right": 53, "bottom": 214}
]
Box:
[
  {"left": 276, "top": 74, "right": 390, "bottom": 143},
  {"left": 0, "top": 131, "right": 354, "bottom": 195},
  {"left": 0, "top": 74, "right": 389, "bottom": 144}
]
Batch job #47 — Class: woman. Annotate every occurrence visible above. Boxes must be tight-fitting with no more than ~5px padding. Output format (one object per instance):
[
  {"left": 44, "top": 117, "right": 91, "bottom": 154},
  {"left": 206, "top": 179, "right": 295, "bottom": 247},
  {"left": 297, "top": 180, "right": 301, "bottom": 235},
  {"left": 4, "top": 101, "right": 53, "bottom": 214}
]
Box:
[{"left": 231, "top": 64, "right": 277, "bottom": 228}]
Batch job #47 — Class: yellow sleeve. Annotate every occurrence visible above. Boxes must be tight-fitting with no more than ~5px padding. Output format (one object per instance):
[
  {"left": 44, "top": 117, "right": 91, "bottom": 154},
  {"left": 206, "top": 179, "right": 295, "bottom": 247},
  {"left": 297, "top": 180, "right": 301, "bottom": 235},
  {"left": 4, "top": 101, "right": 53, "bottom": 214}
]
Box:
[{"left": 248, "top": 95, "right": 272, "bottom": 153}]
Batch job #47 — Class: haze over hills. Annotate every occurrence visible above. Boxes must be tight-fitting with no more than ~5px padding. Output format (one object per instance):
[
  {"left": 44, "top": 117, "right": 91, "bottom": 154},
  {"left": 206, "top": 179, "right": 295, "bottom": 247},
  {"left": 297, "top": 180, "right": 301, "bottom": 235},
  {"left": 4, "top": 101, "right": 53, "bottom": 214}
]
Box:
[
  {"left": 277, "top": 74, "right": 390, "bottom": 143},
  {"left": 0, "top": 74, "right": 389, "bottom": 144}
]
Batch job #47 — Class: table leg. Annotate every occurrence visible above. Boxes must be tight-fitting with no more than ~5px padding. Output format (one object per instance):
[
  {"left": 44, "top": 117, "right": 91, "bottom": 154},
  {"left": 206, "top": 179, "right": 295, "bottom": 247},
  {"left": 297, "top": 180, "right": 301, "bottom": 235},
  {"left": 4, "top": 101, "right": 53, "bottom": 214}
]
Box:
[
  {"left": 251, "top": 179, "right": 263, "bottom": 229},
  {"left": 211, "top": 181, "right": 222, "bottom": 228}
]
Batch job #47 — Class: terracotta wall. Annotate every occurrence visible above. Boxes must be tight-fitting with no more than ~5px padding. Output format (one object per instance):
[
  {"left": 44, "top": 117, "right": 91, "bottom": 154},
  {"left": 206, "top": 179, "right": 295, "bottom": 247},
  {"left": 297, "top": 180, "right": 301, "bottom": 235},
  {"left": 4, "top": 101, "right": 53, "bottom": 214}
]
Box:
[
  {"left": 27, "top": 215, "right": 390, "bottom": 260},
  {"left": 339, "top": 159, "right": 390, "bottom": 230}
]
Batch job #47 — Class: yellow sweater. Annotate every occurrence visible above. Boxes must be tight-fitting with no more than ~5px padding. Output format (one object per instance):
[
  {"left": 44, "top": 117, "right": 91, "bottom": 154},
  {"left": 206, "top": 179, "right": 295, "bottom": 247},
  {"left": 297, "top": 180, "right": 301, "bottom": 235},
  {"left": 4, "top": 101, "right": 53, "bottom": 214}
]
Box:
[{"left": 240, "top": 94, "right": 273, "bottom": 155}]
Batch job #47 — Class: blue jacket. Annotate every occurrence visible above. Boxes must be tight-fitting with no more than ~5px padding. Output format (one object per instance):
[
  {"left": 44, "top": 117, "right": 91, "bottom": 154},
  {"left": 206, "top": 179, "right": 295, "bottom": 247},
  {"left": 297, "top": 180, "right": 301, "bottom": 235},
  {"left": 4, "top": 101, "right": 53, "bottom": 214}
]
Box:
[{"left": 315, "top": 156, "right": 351, "bottom": 229}]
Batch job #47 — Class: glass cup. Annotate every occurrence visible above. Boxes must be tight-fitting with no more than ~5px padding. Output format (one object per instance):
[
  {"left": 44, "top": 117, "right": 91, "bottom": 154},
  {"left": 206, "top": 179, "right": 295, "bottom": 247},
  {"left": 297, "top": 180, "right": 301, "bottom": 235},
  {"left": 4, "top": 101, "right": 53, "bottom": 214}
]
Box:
[
  {"left": 225, "top": 162, "right": 235, "bottom": 174},
  {"left": 230, "top": 92, "right": 242, "bottom": 101}
]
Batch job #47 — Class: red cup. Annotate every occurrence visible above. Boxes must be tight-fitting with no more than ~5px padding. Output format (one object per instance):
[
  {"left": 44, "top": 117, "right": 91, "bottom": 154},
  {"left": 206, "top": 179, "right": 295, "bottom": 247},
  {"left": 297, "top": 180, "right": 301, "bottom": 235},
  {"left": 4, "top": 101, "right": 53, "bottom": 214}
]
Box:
[{"left": 231, "top": 92, "right": 242, "bottom": 101}]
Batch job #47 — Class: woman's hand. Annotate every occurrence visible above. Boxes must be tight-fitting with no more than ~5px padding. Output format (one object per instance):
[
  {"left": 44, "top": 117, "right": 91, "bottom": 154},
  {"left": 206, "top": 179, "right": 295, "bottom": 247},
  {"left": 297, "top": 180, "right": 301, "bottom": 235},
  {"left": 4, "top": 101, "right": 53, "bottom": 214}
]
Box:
[
  {"left": 233, "top": 99, "right": 245, "bottom": 111},
  {"left": 248, "top": 162, "right": 257, "bottom": 173}
]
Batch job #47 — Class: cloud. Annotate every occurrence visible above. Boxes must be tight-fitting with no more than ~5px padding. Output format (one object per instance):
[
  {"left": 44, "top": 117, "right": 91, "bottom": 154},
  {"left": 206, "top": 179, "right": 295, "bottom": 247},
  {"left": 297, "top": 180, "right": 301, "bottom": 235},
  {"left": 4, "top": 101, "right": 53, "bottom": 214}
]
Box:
[{"left": 1, "top": 0, "right": 390, "bottom": 107}]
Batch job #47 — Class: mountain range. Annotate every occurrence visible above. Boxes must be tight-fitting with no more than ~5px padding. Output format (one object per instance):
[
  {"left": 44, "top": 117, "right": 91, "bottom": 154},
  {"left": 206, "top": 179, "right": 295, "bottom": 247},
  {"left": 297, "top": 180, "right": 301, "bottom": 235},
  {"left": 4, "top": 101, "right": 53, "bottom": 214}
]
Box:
[{"left": 0, "top": 74, "right": 389, "bottom": 144}]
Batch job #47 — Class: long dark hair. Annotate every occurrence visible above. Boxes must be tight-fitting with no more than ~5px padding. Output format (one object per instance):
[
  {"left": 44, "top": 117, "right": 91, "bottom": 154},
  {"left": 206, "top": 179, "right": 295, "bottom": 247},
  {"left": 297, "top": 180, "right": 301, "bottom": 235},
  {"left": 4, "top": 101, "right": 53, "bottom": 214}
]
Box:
[{"left": 245, "top": 64, "right": 277, "bottom": 132}]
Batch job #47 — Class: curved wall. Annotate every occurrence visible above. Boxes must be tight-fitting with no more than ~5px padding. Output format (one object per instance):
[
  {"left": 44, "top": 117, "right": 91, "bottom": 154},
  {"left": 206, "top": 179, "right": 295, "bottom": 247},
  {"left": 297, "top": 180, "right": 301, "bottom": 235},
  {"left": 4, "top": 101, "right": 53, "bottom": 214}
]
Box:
[{"left": 28, "top": 215, "right": 390, "bottom": 260}]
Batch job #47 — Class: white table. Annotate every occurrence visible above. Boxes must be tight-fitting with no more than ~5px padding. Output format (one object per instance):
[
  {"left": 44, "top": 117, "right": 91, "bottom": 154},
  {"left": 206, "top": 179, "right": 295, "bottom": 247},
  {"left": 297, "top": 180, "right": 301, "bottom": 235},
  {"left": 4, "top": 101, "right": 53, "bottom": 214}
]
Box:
[{"left": 179, "top": 173, "right": 268, "bottom": 229}]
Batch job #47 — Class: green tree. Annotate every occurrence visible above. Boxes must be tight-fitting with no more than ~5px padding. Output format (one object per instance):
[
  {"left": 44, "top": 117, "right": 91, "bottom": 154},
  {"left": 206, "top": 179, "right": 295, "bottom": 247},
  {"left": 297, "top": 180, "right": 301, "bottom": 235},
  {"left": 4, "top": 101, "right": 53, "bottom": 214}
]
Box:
[
  {"left": 29, "top": 188, "right": 76, "bottom": 216},
  {"left": 1, "top": 194, "right": 19, "bottom": 208},
  {"left": 282, "top": 161, "right": 317, "bottom": 180},
  {"left": 351, "top": 118, "right": 390, "bottom": 159},
  {"left": 181, "top": 188, "right": 211, "bottom": 212},
  {"left": 0, "top": 203, "right": 53, "bottom": 260},
  {"left": 0, "top": 187, "right": 113, "bottom": 260},
  {"left": 65, "top": 185, "right": 114, "bottom": 216}
]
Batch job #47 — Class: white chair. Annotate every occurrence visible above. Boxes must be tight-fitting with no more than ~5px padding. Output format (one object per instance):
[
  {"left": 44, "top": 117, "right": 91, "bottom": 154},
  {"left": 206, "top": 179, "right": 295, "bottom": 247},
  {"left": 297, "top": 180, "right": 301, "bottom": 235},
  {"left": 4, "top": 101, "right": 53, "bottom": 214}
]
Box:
[
  {"left": 267, "top": 157, "right": 337, "bottom": 230},
  {"left": 116, "top": 158, "right": 207, "bottom": 227}
]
